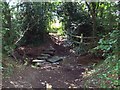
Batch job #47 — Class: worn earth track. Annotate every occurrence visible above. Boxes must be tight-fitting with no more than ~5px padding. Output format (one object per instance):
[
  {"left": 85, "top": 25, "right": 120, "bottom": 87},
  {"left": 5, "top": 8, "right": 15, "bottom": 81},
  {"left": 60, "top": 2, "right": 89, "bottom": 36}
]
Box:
[
  {"left": 2, "top": 35, "right": 103, "bottom": 88},
  {"left": 2, "top": 52, "right": 102, "bottom": 88}
]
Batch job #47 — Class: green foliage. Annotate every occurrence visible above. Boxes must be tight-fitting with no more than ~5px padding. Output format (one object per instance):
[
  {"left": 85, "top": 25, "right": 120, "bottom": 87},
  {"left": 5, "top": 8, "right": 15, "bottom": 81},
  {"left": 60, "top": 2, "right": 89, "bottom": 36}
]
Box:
[
  {"left": 84, "top": 30, "right": 119, "bottom": 88},
  {"left": 83, "top": 53, "right": 119, "bottom": 88},
  {"left": 2, "top": 2, "right": 17, "bottom": 54},
  {"left": 96, "top": 2, "right": 119, "bottom": 36},
  {"left": 88, "top": 29, "right": 120, "bottom": 88},
  {"left": 2, "top": 2, "right": 55, "bottom": 54},
  {"left": 57, "top": 2, "right": 91, "bottom": 34},
  {"left": 2, "top": 55, "right": 15, "bottom": 77},
  {"left": 85, "top": 2, "right": 120, "bottom": 88},
  {"left": 94, "top": 30, "right": 119, "bottom": 57},
  {"left": 1, "top": 1, "right": 120, "bottom": 88},
  {"left": 19, "top": 2, "right": 49, "bottom": 45}
]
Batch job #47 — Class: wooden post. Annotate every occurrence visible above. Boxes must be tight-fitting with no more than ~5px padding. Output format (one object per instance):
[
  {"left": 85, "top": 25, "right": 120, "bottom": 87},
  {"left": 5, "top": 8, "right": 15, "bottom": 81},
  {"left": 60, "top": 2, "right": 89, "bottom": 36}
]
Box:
[{"left": 80, "top": 33, "right": 83, "bottom": 43}]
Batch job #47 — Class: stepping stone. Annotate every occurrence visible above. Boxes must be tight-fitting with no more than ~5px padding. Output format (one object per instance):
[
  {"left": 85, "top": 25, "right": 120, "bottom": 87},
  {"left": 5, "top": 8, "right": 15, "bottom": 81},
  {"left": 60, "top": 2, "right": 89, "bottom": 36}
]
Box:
[
  {"left": 32, "top": 59, "right": 45, "bottom": 63},
  {"left": 37, "top": 56, "right": 48, "bottom": 60},
  {"left": 47, "top": 56, "right": 64, "bottom": 63},
  {"left": 40, "top": 54, "right": 51, "bottom": 57}
]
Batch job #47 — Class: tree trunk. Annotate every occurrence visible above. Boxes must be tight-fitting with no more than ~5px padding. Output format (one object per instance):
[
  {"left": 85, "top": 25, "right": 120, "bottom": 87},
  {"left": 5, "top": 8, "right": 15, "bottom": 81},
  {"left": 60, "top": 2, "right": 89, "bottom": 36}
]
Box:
[
  {"left": 92, "top": 12, "right": 97, "bottom": 38},
  {"left": 86, "top": 2, "right": 97, "bottom": 46}
]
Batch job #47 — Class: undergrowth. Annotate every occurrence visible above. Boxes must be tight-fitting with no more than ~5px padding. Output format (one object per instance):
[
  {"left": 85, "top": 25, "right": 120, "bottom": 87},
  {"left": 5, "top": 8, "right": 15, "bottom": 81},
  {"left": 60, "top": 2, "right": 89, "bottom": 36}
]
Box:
[
  {"left": 82, "top": 30, "right": 120, "bottom": 88},
  {"left": 82, "top": 55, "right": 119, "bottom": 88},
  {"left": 2, "top": 55, "right": 24, "bottom": 78}
]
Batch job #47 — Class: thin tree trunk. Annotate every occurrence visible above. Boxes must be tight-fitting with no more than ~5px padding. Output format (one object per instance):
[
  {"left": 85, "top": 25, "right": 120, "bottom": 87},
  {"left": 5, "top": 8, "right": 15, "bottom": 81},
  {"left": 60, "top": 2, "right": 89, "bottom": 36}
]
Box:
[
  {"left": 86, "top": 2, "right": 97, "bottom": 46},
  {"left": 92, "top": 12, "right": 97, "bottom": 38}
]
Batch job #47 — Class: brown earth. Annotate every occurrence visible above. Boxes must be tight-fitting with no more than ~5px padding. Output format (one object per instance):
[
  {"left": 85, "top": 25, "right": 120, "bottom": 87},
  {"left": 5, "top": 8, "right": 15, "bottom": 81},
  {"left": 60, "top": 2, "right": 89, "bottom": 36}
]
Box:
[{"left": 2, "top": 35, "right": 103, "bottom": 89}]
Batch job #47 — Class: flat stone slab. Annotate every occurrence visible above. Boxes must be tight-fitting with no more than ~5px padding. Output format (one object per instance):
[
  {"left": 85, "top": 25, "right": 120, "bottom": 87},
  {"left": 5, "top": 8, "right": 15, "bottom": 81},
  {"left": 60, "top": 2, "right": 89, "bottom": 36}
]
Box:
[
  {"left": 37, "top": 56, "right": 48, "bottom": 60},
  {"left": 32, "top": 59, "right": 45, "bottom": 63},
  {"left": 40, "top": 54, "right": 51, "bottom": 57},
  {"left": 47, "top": 56, "right": 64, "bottom": 63}
]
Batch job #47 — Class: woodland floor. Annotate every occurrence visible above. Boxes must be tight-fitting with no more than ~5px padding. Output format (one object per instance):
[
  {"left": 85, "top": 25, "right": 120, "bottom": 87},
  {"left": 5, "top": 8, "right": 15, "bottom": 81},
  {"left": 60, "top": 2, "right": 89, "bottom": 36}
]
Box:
[{"left": 2, "top": 34, "right": 103, "bottom": 89}]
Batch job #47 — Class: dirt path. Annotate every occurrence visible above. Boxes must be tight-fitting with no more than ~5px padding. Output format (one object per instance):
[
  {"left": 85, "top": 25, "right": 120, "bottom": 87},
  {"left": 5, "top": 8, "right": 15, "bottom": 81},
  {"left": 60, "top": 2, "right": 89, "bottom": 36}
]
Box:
[
  {"left": 2, "top": 53, "right": 102, "bottom": 89},
  {"left": 2, "top": 37, "right": 103, "bottom": 88}
]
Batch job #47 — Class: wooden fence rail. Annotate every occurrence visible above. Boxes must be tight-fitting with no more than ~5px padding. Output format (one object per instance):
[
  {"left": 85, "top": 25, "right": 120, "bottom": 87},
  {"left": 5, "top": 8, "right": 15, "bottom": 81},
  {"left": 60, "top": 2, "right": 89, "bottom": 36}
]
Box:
[{"left": 66, "top": 32, "right": 98, "bottom": 46}]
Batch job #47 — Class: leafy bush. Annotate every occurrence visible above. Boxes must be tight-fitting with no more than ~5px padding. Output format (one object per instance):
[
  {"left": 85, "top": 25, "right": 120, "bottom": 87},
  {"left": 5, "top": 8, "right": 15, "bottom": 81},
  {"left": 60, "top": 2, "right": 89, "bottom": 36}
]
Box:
[
  {"left": 85, "top": 30, "right": 120, "bottom": 88},
  {"left": 93, "top": 30, "right": 119, "bottom": 58}
]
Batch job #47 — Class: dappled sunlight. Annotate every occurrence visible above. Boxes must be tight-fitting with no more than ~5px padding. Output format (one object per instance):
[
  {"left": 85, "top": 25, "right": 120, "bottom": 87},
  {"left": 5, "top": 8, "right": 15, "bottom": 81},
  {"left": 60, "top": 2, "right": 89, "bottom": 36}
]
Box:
[
  {"left": 82, "top": 69, "right": 96, "bottom": 78},
  {"left": 2, "top": 1, "right": 119, "bottom": 89},
  {"left": 50, "top": 19, "right": 62, "bottom": 29},
  {"left": 46, "top": 83, "right": 52, "bottom": 90}
]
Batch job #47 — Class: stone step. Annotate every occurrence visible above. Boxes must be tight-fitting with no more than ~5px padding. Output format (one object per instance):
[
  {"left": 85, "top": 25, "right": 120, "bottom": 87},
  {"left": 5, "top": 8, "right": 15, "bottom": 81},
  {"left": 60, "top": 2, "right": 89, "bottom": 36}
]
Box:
[
  {"left": 40, "top": 53, "right": 51, "bottom": 57},
  {"left": 46, "top": 56, "right": 64, "bottom": 63},
  {"left": 43, "top": 51, "right": 54, "bottom": 56},
  {"left": 32, "top": 59, "right": 45, "bottom": 63},
  {"left": 36, "top": 56, "right": 48, "bottom": 60}
]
